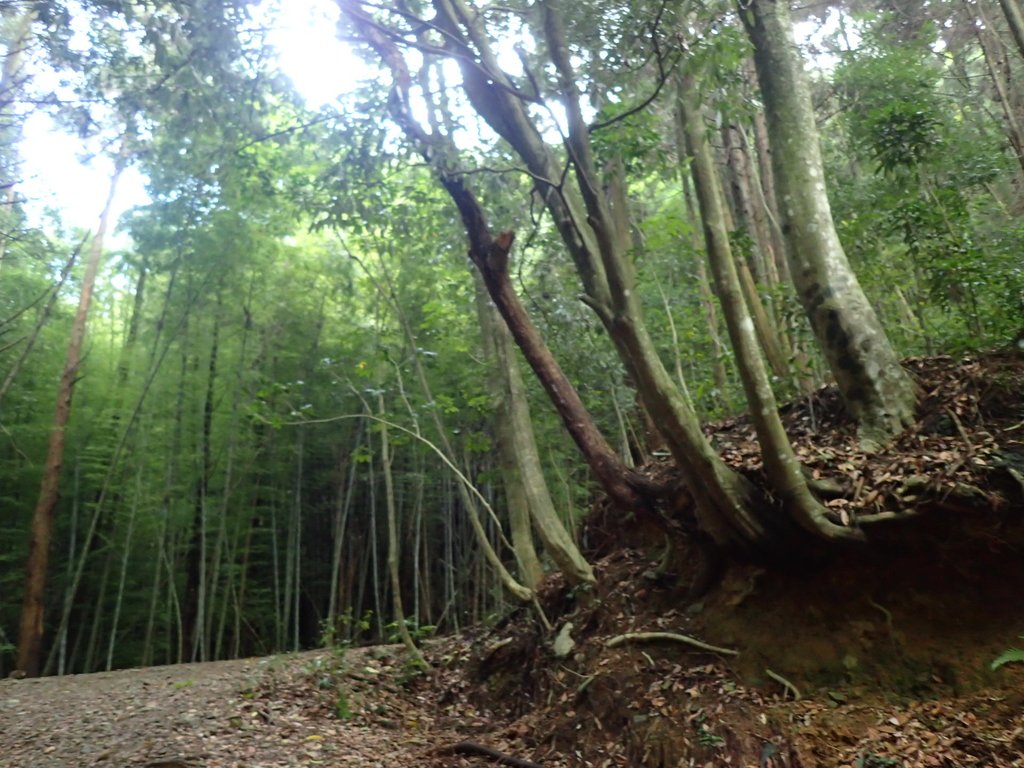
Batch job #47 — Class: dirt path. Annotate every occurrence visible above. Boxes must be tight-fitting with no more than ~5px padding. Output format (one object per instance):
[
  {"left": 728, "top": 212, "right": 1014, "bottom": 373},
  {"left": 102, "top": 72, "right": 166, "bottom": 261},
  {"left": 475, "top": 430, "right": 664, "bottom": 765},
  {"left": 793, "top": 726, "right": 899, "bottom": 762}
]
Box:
[{"left": 0, "top": 648, "right": 476, "bottom": 768}]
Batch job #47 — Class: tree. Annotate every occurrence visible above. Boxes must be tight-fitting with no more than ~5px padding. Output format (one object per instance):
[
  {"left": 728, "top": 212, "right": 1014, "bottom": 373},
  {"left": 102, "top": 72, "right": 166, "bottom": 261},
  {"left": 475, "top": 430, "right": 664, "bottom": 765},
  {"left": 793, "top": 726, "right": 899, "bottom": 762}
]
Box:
[
  {"left": 4, "top": 0, "right": 1021, "bottom": 677},
  {"left": 16, "top": 138, "right": 128, "bottom": 677},
  {"left": 999, "top": 0, "right": 1024, "bottom": 61},
  {"left": 337, "top": 0, "right": 798, "bottom": 553},
  {"left": 739, "top": 0, "right": 918, "bottom": 448},
  {"left": 475, "top": 272, "right": 595, "bottom": 586},
  {"left": 678, "top": 68, "right": 856, "bottom": 541},
  {"left": 965, "top": 0, "right": 1024, "bottom": 182}
]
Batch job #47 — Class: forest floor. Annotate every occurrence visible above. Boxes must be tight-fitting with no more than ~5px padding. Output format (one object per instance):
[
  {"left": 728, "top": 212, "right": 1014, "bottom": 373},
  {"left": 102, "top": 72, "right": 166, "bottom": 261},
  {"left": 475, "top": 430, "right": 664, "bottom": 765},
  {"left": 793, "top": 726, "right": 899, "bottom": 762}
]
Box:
[{"left": 2, "top": 349, "right": 1023, "bottom": 767}]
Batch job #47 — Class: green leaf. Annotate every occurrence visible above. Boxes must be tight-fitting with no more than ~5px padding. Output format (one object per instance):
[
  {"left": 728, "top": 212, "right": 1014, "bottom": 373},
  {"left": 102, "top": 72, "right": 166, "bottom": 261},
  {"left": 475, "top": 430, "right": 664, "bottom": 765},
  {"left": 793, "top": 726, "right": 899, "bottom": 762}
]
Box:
[
  {"left": 991, "top": 639, "right": 1024, "bottom": 671},
  {"left": 351, "top": 445, "right": 374, "bottom": 464}
]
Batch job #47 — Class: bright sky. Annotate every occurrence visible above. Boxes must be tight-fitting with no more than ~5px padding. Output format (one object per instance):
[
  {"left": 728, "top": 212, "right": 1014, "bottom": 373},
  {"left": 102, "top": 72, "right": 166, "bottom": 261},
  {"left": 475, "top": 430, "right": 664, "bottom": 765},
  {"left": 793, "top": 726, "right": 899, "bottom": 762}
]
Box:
[{"left": 18, "top": 0, "right": 361, "bottom": 241}]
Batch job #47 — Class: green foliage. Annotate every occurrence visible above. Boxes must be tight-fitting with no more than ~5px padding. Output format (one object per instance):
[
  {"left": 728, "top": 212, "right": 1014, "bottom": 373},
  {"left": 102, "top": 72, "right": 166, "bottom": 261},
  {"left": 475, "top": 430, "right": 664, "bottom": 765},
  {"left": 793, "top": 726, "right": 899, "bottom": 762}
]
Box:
[
  {"left": 334, "top": 690, "right": 352, "bottom": 720},
  {"left": 836, "top": 39, "right": 944, "bottom": 173},
  {"left": 693, "top": 709, "right": 726, "bottom": 748},
  {"left": 991, "top": 639, "right": 1024, "bottom": 671},
  {"left": 592, "top": 103, "right": 667, "bottom": 173},
  {"left": 883, "top": 188, "right": 988, "bottom": 326},
  {"left": 384, "top": 618, "right": 436, "bottom": 645},
  {"left": 825, "top": 11, "right": 1024, "bottom": 353}
]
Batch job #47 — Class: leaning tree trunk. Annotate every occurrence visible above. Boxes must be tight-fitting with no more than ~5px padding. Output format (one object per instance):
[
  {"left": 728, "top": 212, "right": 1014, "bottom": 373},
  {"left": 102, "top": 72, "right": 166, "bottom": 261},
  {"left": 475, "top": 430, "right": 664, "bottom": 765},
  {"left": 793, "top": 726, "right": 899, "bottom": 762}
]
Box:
[
  {"left": 740, "top": 0, "right": 917, "bottom": 448},
  {"left": 679, "top": 172, "right": 730, "bottom": 403},
  {"left": 15, "top": 145, "right": 127, "bottom": 677},
  {"left": 679, "top": 70, "right": 860, "bottom": 542},
  {"left": 999, "top": 0, "right": 1024, "bottom": 61},
  {"left": 528, "top": 0, "right": 773, "bottom": 547},
  {"left": 340, "top": 0, "right": 788, "bottom": 551},
  {"left": 475, "top": 273, "right": 595, "bottom": 587},
  {"left": 339, "top": 0, "right": 656, "bottom": 519},
  {"left": 477, "top": 0, "right": 767, "bottom": 545}
]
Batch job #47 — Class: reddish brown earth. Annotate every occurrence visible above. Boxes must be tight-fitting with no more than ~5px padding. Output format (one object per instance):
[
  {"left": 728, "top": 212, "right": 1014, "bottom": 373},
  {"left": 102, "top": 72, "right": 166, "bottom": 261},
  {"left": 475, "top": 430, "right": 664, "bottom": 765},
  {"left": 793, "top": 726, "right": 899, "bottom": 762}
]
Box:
[{"left": 2, "top": 350, "right": 1022, "bottom": 767}]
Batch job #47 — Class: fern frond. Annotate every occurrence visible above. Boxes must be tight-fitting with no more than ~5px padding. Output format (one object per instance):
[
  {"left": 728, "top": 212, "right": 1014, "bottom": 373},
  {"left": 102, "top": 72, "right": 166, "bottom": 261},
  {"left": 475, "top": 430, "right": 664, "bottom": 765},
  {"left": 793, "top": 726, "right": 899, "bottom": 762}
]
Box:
[{"left": 991, "top": 638, "right": 1024, "bottom": 671}]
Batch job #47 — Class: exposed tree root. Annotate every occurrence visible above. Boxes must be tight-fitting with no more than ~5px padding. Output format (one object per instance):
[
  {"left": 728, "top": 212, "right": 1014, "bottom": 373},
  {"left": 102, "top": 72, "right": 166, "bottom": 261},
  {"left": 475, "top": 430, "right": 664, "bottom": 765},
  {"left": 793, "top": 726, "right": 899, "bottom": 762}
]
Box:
[
  {"left": 604, "top": 631, "right": 739, "bottom": 656},
  {"left": 764, "top": 667, "right": 802, "bottom": 700},
  {"left": 441, "top": 740, "right": 543, "bottom": 767}
]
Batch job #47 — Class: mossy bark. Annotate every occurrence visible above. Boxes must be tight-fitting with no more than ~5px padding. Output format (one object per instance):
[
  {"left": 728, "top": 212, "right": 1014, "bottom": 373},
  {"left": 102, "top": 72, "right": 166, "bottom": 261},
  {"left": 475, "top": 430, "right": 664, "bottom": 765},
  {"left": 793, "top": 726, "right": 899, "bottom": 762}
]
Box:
[
  {"left": 679, "top": 71, "right": 861, "bottom": 542},
  {"left": 741, "top": 0, "right": 918, "bottom": 448}
]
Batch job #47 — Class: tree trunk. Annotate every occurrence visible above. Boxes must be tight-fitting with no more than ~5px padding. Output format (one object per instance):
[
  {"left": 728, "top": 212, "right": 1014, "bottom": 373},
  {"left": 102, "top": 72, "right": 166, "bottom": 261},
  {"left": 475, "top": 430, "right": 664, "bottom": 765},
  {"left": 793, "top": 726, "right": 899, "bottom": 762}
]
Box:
[
  {"left": 378, "top": 392, "right": 426, "bottom": 665},
  {"left": 476, "top": 278, "right": 544, "bottom": 589},
  {"left": 720, "top": 119, "right": 800, "bottom": 386},
  {"left": 475, "top": 273, "right": 594, "bottom": 587},
  {"left": 208, "top": 294, "right": 252, "bottom": 660},
  {"left": 363, "top": 253, "right": 533, "bottom": 603},
  {"left": 15, "top": 147, "right": 127, "bottom": 677},
  {"left": 535, "top": 0, "right": 774, "bottom": 548},
  {"left": 970, "top": 0, "right": 1024, "bottom": 181},
  {"left": 999, "top": 0, "right": 1024, "bottom": 61},
  {"left": 679, "top": 71, "right": 861, "bottom": 542},
  {"left": 740, "top": 0, "right": 917, "bottom": 448},
  {"left": 82, "top": 553, "right": 112, "bottom": 673},
  {"left": 339, "top": 0, "right": 781, "bottom": 550},
  {"left": 679, "top": 172, "right": 730, "bottom": 404},
  {"left": 748, "top": 91, "right": 791, "bottom": 285},
  {"left": 327, "top": 427, "right": 360, "bottom": 640},
  {"left": 141, "top": 505, "right": 166, "bottom": 668},
  {"left": 290, "top": 428, "right": 305, "bottom": 650},
  {"left": 106, "top": 457, "right": 143, "bottom": 670},
  {"left": 722, "top": 123, "right": 765, "bottom": 283},
  {"left": 342, "top": 0, "right": 651, "bottom": 513},
  {"left": 183, "top": 300, "right": 221, "bottom": 662}
]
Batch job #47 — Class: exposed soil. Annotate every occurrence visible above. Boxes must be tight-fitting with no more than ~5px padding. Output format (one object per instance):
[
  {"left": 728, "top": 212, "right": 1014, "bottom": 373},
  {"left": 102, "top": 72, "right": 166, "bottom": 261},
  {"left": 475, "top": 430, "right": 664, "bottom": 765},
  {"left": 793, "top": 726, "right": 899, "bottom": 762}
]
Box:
[{"left": 3, "top": 350, "right": 1023, "bottom": 767}]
